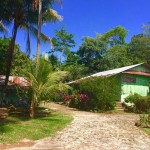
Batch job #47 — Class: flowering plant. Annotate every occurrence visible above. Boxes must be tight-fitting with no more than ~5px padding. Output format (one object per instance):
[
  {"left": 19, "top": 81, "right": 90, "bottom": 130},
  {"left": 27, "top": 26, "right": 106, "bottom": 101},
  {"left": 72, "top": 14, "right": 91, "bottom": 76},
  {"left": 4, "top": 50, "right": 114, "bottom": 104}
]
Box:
[
  {"left": 63, "top": 93, "right": 90, "bottom": 110},
  {"left": 79, "top": 94, "right": 89, "bottom": 103},
  {"left": 63, "top": 95, "right": 73, "bottom": 102}
]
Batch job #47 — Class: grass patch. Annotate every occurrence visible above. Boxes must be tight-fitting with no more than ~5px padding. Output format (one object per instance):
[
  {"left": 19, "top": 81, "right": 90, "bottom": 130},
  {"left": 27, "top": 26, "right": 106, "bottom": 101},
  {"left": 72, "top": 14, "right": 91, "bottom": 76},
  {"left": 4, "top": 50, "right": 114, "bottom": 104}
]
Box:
[
  {"left": 0, "top": 111, "right": 73, "bottom": 143},
  {"left": 143, "top": 128, "right": 150, "bottom": 136}
]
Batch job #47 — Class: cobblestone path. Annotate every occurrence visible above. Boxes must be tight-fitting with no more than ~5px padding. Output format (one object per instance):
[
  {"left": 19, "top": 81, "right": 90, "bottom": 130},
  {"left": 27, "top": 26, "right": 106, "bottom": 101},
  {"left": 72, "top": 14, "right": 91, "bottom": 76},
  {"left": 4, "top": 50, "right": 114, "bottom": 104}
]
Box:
[{"left": 7, "top": 103, "right": 150, "bottom": 150}]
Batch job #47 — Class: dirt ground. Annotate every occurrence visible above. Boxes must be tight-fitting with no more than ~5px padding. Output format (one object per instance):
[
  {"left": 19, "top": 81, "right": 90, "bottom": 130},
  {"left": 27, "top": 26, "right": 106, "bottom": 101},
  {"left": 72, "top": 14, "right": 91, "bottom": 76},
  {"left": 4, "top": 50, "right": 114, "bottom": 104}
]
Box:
[{"left": 1, "top": 102, "right": 150, "bottom": 150}]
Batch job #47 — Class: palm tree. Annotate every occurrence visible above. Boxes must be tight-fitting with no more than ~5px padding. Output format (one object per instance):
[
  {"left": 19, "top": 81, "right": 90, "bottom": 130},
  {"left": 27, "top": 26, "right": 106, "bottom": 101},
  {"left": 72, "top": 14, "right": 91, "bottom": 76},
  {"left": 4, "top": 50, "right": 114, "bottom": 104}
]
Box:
[
  {"left": 0, "top": 0, "right": 62, "bottom": 89},
  {"left": 36, "top": 0, "right": 62, "bottom": 74},
  {"left": 36, "top": 0, "right": 42, "bottom": 75},
  {"left": 21, "top": 58, "right": 70, "bottom": 118}
]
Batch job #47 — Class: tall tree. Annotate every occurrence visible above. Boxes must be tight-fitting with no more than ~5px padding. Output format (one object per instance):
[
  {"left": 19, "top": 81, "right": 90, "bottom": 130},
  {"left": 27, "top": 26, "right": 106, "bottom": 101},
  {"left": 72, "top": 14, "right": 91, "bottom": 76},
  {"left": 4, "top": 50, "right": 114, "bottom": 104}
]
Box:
[
  {"left": 35, "top": 0, "right": 62, "bottom": 73},
  {"left": 128, "top": 34, "right": 150, "bottom": 63},
  {"left": 101, "top": 45, "right": 131, "bottom": 70},
  {"left": 77, "top": 36, "right": 106, "bottom": 74},
  {"left": 49, "top": 54, "right": 60, "bottom": 70},
  {"left": 101, "top": 26, "right": 128, "bottom": 47},
  {"left": 52, "top": 26, "right": 75, "bottom": 63},
  {"left": 77, "top": 26, "right": 128, "bottom": 74},
  {"left": 36, "top": 0, "right": 42, "bottom": 74},
  {"left": 62, "top": 52, "right": 88, "bottom": 81},
  {"left": 142, "top": 22, "right": 150, "bottom": 38}
]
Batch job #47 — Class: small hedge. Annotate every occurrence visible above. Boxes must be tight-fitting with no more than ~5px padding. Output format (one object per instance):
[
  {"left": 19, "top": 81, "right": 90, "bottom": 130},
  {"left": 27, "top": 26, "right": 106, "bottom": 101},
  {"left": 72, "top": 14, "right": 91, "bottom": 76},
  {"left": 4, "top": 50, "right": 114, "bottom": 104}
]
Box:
[
  {"left": 125, "top": 93, "right": 150, "bottom": 113},
  {"left": 64, "top": 75, "right": 121, "bottom": 111}
]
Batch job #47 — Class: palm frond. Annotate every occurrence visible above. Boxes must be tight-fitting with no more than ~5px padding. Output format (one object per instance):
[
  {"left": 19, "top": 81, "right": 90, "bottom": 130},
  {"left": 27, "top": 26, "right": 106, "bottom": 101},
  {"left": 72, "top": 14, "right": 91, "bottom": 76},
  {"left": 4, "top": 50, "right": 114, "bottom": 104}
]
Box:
[
  {"left": 42, "top": 8, "right": 63, "bottom": 23},
  {"left": 21, "top": 58, "right": 70, "bottom": 102},
  {"left": 26, "top": 24, "right": 53, "bottom": 44},
  {"left": 46, "top": 71, "right": 68, "bottom": 85},
  {"left": 42, "top": 82, "right": 71, "bottom": 98},
  {"left": 0, "top": 21, "right": 9, "bottom": 33},
  {"left": 21, "top": 23, "right": 54, "bottom": 50}
]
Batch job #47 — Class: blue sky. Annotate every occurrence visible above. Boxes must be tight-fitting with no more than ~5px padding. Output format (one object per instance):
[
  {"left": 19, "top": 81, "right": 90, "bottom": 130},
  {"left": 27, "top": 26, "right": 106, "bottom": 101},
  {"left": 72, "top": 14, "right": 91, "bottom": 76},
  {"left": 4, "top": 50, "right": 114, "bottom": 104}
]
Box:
[{"left": 3, "top": 0, "right": 150, "bottom": 56}]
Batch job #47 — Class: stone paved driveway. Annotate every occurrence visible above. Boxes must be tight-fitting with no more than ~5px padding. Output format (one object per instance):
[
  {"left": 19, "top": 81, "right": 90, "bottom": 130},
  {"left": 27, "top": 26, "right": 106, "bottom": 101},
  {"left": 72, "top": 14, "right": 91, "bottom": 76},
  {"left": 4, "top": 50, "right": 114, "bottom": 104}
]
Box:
[{"left": 7, "top": 103, "right": 150, "bottom": 150}]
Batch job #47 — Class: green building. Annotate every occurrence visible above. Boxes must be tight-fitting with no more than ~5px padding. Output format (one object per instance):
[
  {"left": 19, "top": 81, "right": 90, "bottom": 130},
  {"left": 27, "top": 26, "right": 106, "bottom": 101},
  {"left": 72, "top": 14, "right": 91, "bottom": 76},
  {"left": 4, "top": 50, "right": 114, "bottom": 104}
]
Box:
[{"left": 68, "top": 63, "right": 150, "bottom": 103}]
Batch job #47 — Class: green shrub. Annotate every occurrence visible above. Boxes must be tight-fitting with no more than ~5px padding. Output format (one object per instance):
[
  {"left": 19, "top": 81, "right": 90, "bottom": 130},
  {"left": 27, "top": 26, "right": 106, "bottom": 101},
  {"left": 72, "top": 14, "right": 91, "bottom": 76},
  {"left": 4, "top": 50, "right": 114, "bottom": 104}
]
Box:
[
  {"left": 125, "top": 93, "right": 150, "bottom": 113},
  {"left": 63, "top": 93, "right": 91, "bottom": 110},
  {"left": 135, "top": 114, "right": 150, "bottom": 128},
  {"left": 140, "top": 114, "right": 150, "bottom": 127},
  {"left": 74, "top": 75, "right": 121, "bottom": 111},
  {"left": 125, "top": 93, "right": 142, "bottom": 103}
]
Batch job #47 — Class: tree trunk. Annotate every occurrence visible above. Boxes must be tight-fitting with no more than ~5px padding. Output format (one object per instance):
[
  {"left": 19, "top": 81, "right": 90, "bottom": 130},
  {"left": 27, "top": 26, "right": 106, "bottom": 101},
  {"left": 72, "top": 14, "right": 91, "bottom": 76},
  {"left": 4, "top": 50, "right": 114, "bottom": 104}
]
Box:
[
  {"left": 30, "top": 101, "right": 36, "bottom": 118},
  {"left": 4, "top": 23, "right": 18, "bottom": 89},
  {"left": 36, "top": 0, "right": 42, "bottom": 75},
  {"left": 60, "top": 51, "right": 62, "bottom": 66}
]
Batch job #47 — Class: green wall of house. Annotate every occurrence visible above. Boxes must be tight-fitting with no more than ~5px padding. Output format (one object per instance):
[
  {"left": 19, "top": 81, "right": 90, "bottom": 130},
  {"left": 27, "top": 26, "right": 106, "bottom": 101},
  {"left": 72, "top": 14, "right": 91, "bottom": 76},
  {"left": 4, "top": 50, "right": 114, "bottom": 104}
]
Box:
[
  {"left": 120, "top": 65, "right": 150, "bottom": 102},
  {"left": 121, "top": 74, "right": 150, "bottom": 102}
]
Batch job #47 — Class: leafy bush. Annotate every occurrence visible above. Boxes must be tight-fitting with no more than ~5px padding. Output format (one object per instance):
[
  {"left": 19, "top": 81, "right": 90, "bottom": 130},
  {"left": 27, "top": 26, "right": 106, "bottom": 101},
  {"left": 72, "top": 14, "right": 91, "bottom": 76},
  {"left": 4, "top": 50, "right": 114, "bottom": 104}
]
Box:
[
  {"left": 63, "top": 93, "right": 90, "bottom": 110},
  {"left": 72, "top": 75, "right": 121, "bottom": 111},
  {"left": 125, "top": 93, "right": 150, "bottom": 113},
  {"left": 125, "top": 93, "right": 142, "bottom": 103}
]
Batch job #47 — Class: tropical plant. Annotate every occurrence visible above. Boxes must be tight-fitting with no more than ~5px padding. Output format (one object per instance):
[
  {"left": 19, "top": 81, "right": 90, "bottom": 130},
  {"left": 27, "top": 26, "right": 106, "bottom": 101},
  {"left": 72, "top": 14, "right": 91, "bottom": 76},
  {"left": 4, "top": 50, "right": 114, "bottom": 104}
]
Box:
[
  {"left": 0, "top": 0, "right": 62, "bottom": 88},
  {"left": 21, "top": 58, "right": 70, "bottom": 118}
]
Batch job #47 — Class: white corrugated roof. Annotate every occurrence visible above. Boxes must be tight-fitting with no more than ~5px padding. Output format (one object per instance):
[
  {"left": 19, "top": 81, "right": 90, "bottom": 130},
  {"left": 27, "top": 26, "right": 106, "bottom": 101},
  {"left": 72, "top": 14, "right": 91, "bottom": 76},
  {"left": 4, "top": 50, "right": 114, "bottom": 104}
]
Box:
[
  {"left": 67, "top": 63, "right": 144, "bottom": 84},
  {"left": 91, "top": 63, "right": 143, "bottom": 77}
]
